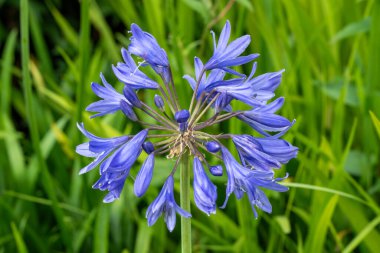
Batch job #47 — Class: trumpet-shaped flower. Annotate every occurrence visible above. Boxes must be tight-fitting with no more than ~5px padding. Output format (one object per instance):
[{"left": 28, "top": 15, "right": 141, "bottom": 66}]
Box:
[
  {"left": 146, "top": 176, "right": 191, "bottom": 232},
  {"left": 205, "top": 20, "right": 259, "bottom": 76},
  {"left": 86, "top": 73, "right": 129, "bottom": 118},
  {"left": 112, "top": 48, "right": 159, "bottom": 90},
  {"left": 221, "top": 147, "right": 288, "bottom": 217},
  {"left": 193, "top": 157, "right": 217, "bottom": 215},
  {"left": 128, "top": 23, "right": 170, "bottom": 83}
]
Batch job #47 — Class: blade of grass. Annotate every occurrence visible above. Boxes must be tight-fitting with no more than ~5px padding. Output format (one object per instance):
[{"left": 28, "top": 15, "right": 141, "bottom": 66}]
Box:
[
  {"left": 0, "top": 29, "right": 17, "bottom": 115},
  {"left": 45, "top": 0, "right": 78, "bottom": 47},
  {"left": 72, "top": 0, "right": 90, "bottom": 143},
  {"left": 369, "top": 111, "right": 380, "bottom": 138},
  {"left": 94, "top": 205, "right": 109, "bottom": 253},
  {"left": 134, "top": 220, "right": 153, "bottom": 253},
  {"left": 20, "top": 0, "right": 71, "bottom": 250},
  {"left": 342, "top": 215, "right": 380, "bottom": 253},
  {"left": 3, "top": 190, "right": 87, "bottom": 215},
  {"left": 10, "top": 223, "right": 28, "bottom": 253},
  {"left": 73, "top": 210, "right": 97, "bottom": 253},
  {"left": 283, "top": 182, "right": 367, "bottom": 205},
  {"left": 30, "top": 9, "right": 55, "bottom": 83},
  {"left": 304, "top": 195, "right": 339, "bottom": 253}
]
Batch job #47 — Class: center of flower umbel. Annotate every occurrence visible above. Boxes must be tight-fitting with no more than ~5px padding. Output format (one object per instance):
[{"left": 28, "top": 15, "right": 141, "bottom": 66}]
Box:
[{"left": 76, "top": 20, "right": 298, "bottom": 232}]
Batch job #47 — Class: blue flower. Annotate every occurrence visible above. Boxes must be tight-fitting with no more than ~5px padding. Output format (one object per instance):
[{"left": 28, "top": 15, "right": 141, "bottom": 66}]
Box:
[
  {"left": 128, "top": 23, "right": 170, "bottom": 83},
  {"left": 193, "top": 157, "right": 217, "bottom": 215},
  {"left": 183, "top": 57, "right": 226, "bottom": 98},
  {"left": 232, "top": 135, "right": 298, "bottom": 170},
  {"left": 146, "top": 176, "right": 191, "bottom": 232},
  {"left": 244, "top": 62, "right": 285, "bottom": 100},
  {"left": 134, "top": 153, "right": 155, "bottom": 197},
  {"left": 93, "top": 171, "right": 128, "bottom": 203},
  {"left": 100, "top": 129, "right": 148, "bottom": 173},
  {"left": 76, "top": 123, "right": 129, "bottom": 174},
  {"left": 79, "top": 129, "right": 147, "bottom": 203},
  {"left": 86, "top": 73, "right": 129, "bottom": 118},
  {"left": 112, "top": 48, "right": 159, "bottom": 90},
  {"left": 221, "top": 147, "right": 288, "bottom": 217},
  {"left": 204, "top": 20, "right": 259, "bottom": 76},
  {"left": 238, "top": 98, "right": 295, "bottom": 136}
]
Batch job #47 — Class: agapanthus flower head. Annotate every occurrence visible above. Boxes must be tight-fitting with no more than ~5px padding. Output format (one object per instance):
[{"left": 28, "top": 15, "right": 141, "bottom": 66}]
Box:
[{"left": 77, "top": 20, "right": 297, "bottom": 231}]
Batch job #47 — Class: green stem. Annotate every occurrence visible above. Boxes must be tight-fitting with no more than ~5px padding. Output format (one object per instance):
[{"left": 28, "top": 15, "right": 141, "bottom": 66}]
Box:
[{"left": 180, "top": 152, "right": 192, "bottom": 253}]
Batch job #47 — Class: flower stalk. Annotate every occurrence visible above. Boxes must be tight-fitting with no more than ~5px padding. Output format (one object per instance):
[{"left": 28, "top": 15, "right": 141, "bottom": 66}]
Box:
[{"left": 180, "top": 151, "right": 191, "bottom": 253}]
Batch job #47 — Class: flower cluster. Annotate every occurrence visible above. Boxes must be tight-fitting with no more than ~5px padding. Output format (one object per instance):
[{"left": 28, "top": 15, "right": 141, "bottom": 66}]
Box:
[{"left": 77, "top": 21, "right": 298, "bottom": 231}]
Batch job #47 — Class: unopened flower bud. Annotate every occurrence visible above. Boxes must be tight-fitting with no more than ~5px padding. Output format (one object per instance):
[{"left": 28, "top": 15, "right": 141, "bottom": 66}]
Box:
[
  {"left": 174, "top": 110, "right": 190, "bottom": 123},
  {"left": 154, "top": 94, "right": 165, "bottom": 109},
  {"left": 142, "top": 141, "right": 155, "bottom": 154},
  {"left": 205, "top": 141, "right": 221, "bottom": 153},
  {"left": 209, "top": 165, "right": 223, "bottom": 176}
]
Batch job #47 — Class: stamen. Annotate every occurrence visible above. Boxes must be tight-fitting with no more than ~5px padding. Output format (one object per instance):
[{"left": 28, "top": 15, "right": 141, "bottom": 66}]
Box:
[
  {"left": 132, "top": 60, "right": 146, "bottom": 75},
  {"left": 189, "top": 93, "right": 220, "bottom": 128}
]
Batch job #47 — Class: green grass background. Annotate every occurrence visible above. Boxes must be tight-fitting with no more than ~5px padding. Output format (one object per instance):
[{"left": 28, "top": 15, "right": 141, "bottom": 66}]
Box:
[{"left": 1, "top": 0, "right": 380, "bottom": 252}]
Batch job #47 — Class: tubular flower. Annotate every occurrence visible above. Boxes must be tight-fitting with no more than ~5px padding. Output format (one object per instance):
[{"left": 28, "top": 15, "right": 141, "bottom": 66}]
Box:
[
  {"left": 146, "top": 176, "right": 191, "bottom": 232},
  {"left": 77, "top": 20, "right": 297, "bottom": 231},
  {"left": 112, "top": 48, "right": 159, "bottom": 90},
  {"left": 193, "top": 157, "right": 217, "bottom": 215}
]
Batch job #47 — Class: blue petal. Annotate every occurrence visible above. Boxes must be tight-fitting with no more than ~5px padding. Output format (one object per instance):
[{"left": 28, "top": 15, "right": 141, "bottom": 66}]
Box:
[
  {"left": 108, "top": 129, "right": 148, "bottom": 171},
  {"left": 216, "top": 20, "right": 231, "bottom": 53}
]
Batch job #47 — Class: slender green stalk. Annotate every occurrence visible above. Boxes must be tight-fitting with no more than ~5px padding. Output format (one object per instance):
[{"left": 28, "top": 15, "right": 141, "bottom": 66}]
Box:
[
  {"left": 180, "top": 152, "right": 191, "bottom": 253},
  {"left": 73, "top": 0, "right": 90, "bottom": 143},
  {"left": 20, "top": 0, "right": 71, "bottom": 250}
]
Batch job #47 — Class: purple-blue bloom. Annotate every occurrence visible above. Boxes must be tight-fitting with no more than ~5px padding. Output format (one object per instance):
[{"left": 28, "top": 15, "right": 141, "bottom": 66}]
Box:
[
  {"left": 77, "top": 20, "right": 297, "bottom": 231},
  {"left": 183, "top": 57, "right": 226, "bottom": 98},
  {"left": 193, "top": 157, "right": 217, "bottom": 215},
  {"left": 205, "top": 20, "right": 259, "bottom": 76},
  {"left": 146, "top": 176, "right": 191, "bottom": 232},
  {"left": 93, "top": 171, "right": 128, "bottom": 203},
  {"left": 112, "top": 48, "right": 159, "bottom": 90},
  {"left": 221, "top": 147, "right": 288, "bottom": 217},
  {"left": 86, "top": 73, "right": 129, "bottom": 118},
  {"left": 238, "top": 97, "right": 294, "bottom": 136},
  {"left": 101, "top": 129, "right": 147, "bottom": 172},
  {"left": 128, "top": 23, "right": 171, "bottom": 83},
  {"left": 76, "top": 123, "right": 129, "bottom": 175},
  {"left": 233, "top": 135, "right": 298, "bottom": 170}
]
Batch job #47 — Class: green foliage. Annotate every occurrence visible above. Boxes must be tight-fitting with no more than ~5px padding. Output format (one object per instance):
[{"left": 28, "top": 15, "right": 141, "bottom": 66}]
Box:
[{"left": 0, "top": 0, "right": 379, "bottom": 252}]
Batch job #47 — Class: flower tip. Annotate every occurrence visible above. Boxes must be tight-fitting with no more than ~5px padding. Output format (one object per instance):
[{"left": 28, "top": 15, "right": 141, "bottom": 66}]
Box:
[
  {"left": 134, "top": 188, "right": 144, "bottom": 198},
  {"left": 78, "top": 168, "right": 87, "bottom": 175}
]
